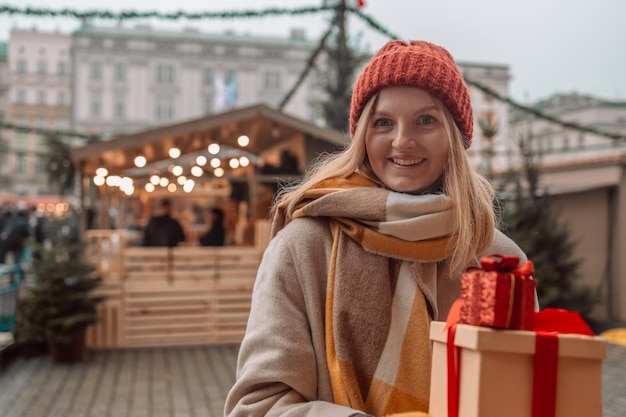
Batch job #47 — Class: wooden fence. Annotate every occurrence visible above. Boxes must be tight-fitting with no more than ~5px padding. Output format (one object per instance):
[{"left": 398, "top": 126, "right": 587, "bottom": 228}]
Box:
[{"left": 84, "top": 221, "right": 269, "bottom": 348}]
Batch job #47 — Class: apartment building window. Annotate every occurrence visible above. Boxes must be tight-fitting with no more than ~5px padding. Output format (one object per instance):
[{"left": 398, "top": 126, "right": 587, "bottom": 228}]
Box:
[
  {"left": 114, "top": 63, "right": 125, "bottom": 81},
  {"left": 91, "top": 100, "right": 101, "bottom": 118},
  {"left": 35, "top": 117, "right": 47, "bottom": 130},
  {"left": 90, "top": 62, "right": 102, "bottom": 80},
  {"left": 203, "top": 68, "right": 213, "bottom": 86},
  {"left": 156, "top": 65, "right": 174, "bottom": 83},
  {"left": 156, "top": 97, "right": 174, "bottom": 120},
  {"left": 114, "top": 100, "right": 125, "bottom": 119},
  {"left": 577, "top": 133, "right": 585, "bottom": 149},
  {"left": 35, "top": 153, "right": 46, "bottom": 174},
  {"left": 264, "top": 71, "right": 281, "bottom": 89},
  {"left": 16, "top": 89, "right": 27, "bottom": 104},
  {"left": 562, "top": 135, "right": 570, "bottom": 150},
  {"left": 15, "top": 153, "right": 26, "bottom": 173},
  {"left": 55, "top": 118, "right": 69, "bottom": 132},
  {"left": 16, "top": 60, "right": 27, "bottom": 73},
  {"left": 203, "top": 97, "right": 214, "bottom": 115},
  {"left": 37, "top": 91, "right": 47, "bottom": 105},
  {"left": 37, "top": 61, "right": 47, "bottom": 74},
  {"left": 58, "top": 62, "right": 66, "bottom": 75},
  {"left": 15, "top": 116, "right": 27, "bottom": 128},
  {"left": 57, "top": 91, "right": 66, "bottom": 106}
]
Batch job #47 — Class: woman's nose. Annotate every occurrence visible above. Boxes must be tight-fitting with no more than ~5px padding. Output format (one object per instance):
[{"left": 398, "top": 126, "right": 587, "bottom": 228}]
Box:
[{"left": 392, "top": 126, "right": 417, "bottom": 150}]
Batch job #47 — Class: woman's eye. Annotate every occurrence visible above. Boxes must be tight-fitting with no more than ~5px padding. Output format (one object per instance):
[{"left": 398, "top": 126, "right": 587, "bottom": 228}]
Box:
[
  {"left": 374, "top": 118, "right": 392, "bottom": 127},
  {"left": 419, "top": 115, "right": 436, "bottom": 125}
]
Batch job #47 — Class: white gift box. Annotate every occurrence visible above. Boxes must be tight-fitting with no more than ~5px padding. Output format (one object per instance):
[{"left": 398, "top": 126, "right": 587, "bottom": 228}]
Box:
[{"left": 428, "top": 321, "right": 607, "bottom": 417}]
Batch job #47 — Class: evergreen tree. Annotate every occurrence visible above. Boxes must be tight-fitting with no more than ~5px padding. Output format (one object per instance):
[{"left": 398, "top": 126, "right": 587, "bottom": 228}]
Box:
[
  {"left": 16, "top": 215, "right": 105, "bottom": 344},
  {"left": 498, "top": 127, "right": 596, "bottom": 317},
  {"left": 318, "top": 20, "right": 369, "bottom": 133},
  {"left": 41, "top": 134, "right": 76, "bottom": 195}
]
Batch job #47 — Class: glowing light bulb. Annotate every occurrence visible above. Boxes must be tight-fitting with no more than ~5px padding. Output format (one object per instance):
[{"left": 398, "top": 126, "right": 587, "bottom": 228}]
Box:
[
  {"left": 169, "top": 147, "right": 181, "bottom": 158},
  {"left": 237, "top": 135, "right": 250, "bottom": 147},
  {"left": 134, "top": 155, "right": 147, "bottom": 167},
  {"left": 208, "top": 143, "right": 220, "bottom": 154}
]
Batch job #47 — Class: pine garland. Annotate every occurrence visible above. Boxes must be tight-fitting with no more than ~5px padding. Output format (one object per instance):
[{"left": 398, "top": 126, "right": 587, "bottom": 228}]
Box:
[
  {"left": 0, "top": 122, "right": 96, "bottom": 140},
  {"left": 0, "top": 4, "right": 338, "bottom": 20}
]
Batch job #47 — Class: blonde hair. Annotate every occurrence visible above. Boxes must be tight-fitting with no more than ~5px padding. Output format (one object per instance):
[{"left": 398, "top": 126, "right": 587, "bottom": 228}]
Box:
[{"left": 273, "top": 92, "right": 495, "bottom": 274}]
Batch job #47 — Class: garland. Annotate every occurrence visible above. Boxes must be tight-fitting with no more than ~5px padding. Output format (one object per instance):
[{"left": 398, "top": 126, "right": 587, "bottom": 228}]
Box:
[
  {"left": 0, "top": 122, "right": 96, "bottom": 140},
  {"left": 464, "top": 79, "right": 626, "bottom": 142},
  {"left": 1, "top": 3, "right": 624, "bottom": 142},
  {"left": 0, "top": 4, "right": 338, "bottom": 20}
]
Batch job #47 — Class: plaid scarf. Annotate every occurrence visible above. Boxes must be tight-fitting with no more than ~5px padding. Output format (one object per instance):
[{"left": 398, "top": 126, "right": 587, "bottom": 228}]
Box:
[{"left": 273, "top": 173, "right": 456, "bottom": 416}]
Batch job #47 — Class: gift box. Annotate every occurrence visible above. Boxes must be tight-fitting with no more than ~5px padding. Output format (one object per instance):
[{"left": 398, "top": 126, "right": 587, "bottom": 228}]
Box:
[
  {"left": 459, "top": 254, "right": 535, "bottom": 330},
  {"left": 428, "top": 320, "right": 607, "bottom": 417}
]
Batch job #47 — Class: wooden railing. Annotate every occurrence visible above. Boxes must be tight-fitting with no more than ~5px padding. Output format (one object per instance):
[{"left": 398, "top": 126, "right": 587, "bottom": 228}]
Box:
[{"left": 84, "top": 221, "right": 270, "bottom": 348}]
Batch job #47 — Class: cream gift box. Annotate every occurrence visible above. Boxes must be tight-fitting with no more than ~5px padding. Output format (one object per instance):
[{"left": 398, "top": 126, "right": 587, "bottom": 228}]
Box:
[{"left": 428, "top": 320, "right": 607, "bottom": 417}]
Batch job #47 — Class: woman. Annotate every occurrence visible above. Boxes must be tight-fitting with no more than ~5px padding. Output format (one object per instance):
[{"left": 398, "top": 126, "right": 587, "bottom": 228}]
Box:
[
  {"left": 224, "top": 40, "right": 526, "bottom": 417},
  {"left": 199, "top": 207, "right": 226, "bottom": 246}
]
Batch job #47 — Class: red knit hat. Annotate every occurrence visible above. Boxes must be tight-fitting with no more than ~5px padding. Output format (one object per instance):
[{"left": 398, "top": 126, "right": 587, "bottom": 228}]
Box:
[{"left": 349, "top": 40, "right": 473, "bottom": 149}]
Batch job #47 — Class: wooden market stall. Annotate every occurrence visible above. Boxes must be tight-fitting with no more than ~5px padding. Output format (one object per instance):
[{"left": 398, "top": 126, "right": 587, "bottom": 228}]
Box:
[{"left": 69, "top": 104, "right": 348, "bottom": 347}]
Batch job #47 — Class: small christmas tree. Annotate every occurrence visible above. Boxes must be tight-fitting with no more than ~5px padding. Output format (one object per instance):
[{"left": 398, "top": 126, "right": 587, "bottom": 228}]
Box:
[
  {"left": 16, "top": 214, "right": 105, "bottom": 359},
  {"left": 499, "top": 131, "right": 596, "bottom": 317}
]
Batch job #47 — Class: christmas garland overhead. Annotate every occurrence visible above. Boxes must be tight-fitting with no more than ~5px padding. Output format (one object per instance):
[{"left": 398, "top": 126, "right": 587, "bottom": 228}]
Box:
[
  {"left": 0, "top": 4, "right": 339, "bottom": 20},
  {"left": 0, "top": 122, "right": 96, "bottom": 140},
  {"left": 1, "top": 3, "right": 624, "bottom": 142}
]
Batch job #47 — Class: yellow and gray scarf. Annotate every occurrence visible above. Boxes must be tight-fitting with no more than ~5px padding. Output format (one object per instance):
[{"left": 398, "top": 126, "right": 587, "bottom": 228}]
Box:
[{"left": 273, "top": 173, "right": 456, "bottom": 416}]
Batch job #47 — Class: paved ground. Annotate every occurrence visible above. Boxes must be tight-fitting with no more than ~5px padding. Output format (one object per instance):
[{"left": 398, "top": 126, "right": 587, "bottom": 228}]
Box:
[{"left": 0, "top": 342, "right": 624, "bottom": 417}]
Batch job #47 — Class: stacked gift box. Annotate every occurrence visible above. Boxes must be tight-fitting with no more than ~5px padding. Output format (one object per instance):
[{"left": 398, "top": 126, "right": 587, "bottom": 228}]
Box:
[{"left": 428, "top": 255, "right": 607, "bottom": 417}]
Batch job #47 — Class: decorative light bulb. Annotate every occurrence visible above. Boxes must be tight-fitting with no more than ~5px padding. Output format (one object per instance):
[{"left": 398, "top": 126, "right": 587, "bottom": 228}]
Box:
[{"left": 237, "top": 135, "right": 250, "bottom": 147}]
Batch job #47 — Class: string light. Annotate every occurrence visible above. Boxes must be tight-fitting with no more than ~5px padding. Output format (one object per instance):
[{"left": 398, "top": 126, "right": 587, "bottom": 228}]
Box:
[
  {"left": 191, "top": 166, "right": 204, "bottom": 177},
  {"left": 237, "top": 135, "right": 250, "bottom": 147},
  {"left": 134, "top": 155, "right": 147, "bottom": 167},
  {"left": 208, "top": 143, "right": 221, "bottom": 154},
  {"left": 172, "top": 165, "right": 183, "bottom": 176},
  {"left": 169, "top": 147, "right": 181, "bottom": 158},
  {"left": 96, "top": 167, "right": 108, "bottom": 177}
]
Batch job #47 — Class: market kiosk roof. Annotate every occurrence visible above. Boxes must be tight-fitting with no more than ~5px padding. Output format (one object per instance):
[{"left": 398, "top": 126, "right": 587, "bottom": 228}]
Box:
[{"left": 70, "top": 104, "right": 349, "bottom": 176}]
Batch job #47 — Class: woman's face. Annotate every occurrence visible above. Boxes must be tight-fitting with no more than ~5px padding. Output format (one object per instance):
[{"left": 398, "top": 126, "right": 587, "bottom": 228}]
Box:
[{"left": 365, "top": 86, "right": 450, "bottom": 194}]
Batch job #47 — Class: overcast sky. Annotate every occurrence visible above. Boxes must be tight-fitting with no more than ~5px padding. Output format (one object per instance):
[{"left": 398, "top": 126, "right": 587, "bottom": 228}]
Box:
[{"left": 2, "top": 0, "right": 625, "bottom": 103}]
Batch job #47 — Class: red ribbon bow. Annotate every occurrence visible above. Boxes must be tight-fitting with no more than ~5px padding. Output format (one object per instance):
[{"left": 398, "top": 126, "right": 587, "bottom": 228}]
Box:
[{"left": 470, "top": 254, "right": 535, "bottom": 277}]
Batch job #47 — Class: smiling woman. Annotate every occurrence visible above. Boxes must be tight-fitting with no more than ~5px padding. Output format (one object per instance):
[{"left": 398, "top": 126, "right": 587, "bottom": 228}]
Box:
[{"left": 224, "top": 39, "right": 528, "bottom": 417}]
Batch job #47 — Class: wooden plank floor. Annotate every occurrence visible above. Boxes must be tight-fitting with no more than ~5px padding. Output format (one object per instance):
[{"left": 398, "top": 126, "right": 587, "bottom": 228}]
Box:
[
  {"left": 0, "top": 344, "right": 239, "bottom": 417},
  {"left": 0, "top": 342, "right": 625, "bottom": 417}
]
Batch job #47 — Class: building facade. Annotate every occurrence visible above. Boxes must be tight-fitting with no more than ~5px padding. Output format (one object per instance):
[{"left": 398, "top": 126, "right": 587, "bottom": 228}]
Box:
[
  {"left": 509, "top": 93, "right": 626, "bottom": 167},
  {"left": 70, "top": 24, "right": 323, "bottom": 140},
  {"left": 2, "top": 29, "right": 72, "bottom": 196},
  {"left": 459, "top": 61, "right": 513, "bottom": 175}
]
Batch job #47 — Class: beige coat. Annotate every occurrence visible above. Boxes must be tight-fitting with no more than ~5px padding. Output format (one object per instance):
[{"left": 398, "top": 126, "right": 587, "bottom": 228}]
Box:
[{"left": 224, "top": 217, "right": 526, "bottom": 417}]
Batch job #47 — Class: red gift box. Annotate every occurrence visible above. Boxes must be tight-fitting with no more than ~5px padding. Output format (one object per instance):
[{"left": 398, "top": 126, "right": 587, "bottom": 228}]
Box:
[{"left": 459, "top": 254, "right": 535, "bottom": 331}]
